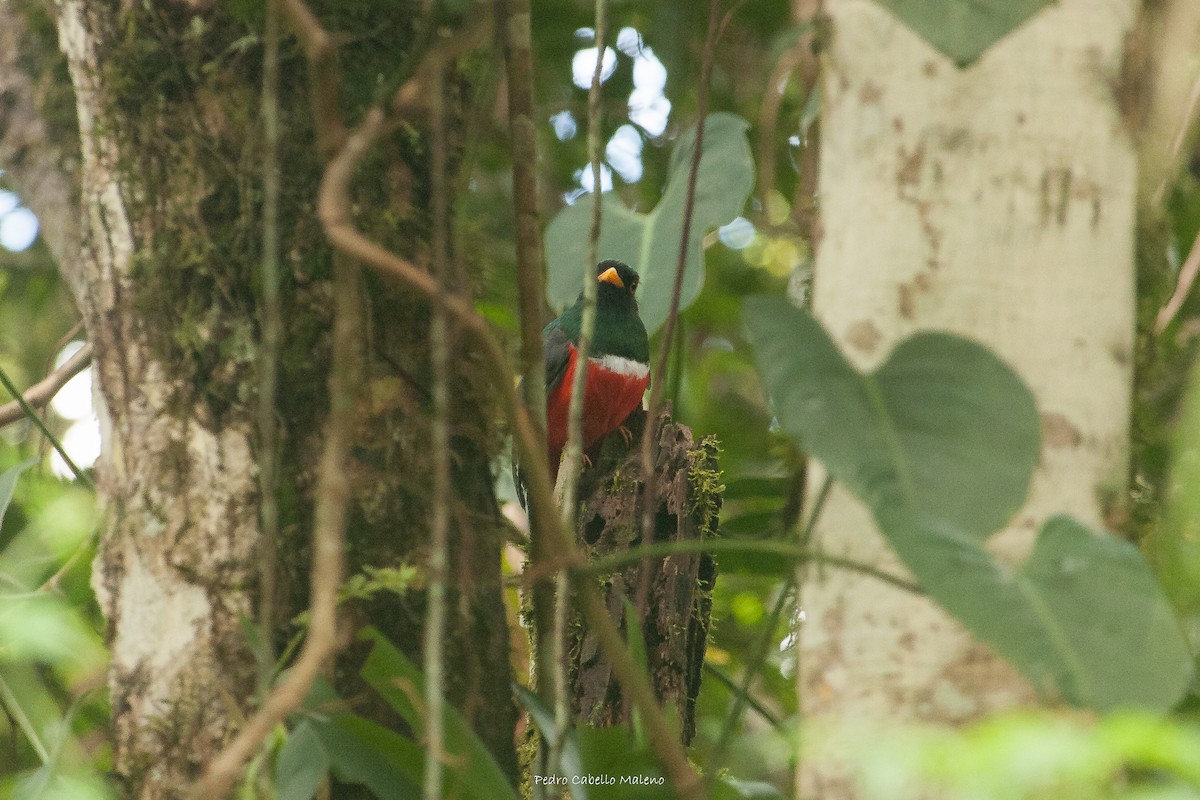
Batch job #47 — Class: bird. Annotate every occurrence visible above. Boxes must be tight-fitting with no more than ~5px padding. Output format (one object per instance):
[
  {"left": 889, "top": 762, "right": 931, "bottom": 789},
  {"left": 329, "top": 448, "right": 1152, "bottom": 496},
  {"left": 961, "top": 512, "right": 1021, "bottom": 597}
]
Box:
[{"left": 542, "top": 259, "right": 650, "bottom": 484}]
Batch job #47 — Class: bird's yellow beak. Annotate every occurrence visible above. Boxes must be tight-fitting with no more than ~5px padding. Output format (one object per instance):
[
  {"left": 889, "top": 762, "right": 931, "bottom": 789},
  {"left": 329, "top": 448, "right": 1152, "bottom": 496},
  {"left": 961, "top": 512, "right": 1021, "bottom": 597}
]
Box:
[{"left": 598, "top": 266, "right": 624, "bottom": 288}]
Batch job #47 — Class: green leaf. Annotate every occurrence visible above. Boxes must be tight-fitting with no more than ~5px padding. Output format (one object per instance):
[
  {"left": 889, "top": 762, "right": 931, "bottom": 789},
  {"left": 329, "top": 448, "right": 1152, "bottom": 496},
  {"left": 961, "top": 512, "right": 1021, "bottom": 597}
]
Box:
[
  {"left": 359, "top": 628, "right": 519, "bottom": 800},
  {"left": 546, "top": 113, "right": 755, "bottom": 334},
  {"left": 746, "top": 296, "right": 1194, "bottom": 710},
  {"left": 275, "top": 721, "right": 331, "bottom": 800},
  {"left": 869, "top": 0, "right": 1055, "bottom": 67},
  {"left": 744, "top": 296, "right": 1038, "bottom": 537},
  {"left": 0, "top": 597, "right": 106, "bottom": 670},
  {"left": 575, "top": 726, "right": 669, "bottom": 800},
  {"left": 309, "top": 716, "right": 421, "bottom": 800},
  {"left": 882, "top": 510, "right": 1194, "bottom": 711},
  {"left": 513, "top": 685, "right": 587, "bottom": 800},
  {"left": 0, "top": 458, "right": 36, "bottom": 532}
]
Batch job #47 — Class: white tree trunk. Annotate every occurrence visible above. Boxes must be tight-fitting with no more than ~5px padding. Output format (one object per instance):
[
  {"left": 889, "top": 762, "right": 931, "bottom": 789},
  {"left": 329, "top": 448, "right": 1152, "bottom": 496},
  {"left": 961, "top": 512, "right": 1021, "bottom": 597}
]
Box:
[
  {"left": 56, "top": 4, "right": 259, "bottom": 793},
  {"left": 801, "top": 0, "right": 1137, "bottom": 794}
]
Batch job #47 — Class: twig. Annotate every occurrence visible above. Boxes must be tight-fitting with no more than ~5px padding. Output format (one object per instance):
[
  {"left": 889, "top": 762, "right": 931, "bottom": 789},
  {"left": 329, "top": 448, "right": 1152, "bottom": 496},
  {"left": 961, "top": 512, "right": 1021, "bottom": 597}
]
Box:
[
  {"left": 636, "top": 0, "right": 724, "bottom": 613},
  {"left": 0, "top": 343, "right": 92, "bottom": 429},
  {"left": 193, "top": 230, "right": 360, "bottom": 800},
  {"left": 702, "top": 663, "right": 782, "bottom": 729},
  {"left": 281, "top": 0, "right": 346, "bottom": 158},
  {"left": 498, "top": 0, "right": 556, "bottom": 775},
  {"left": 1155, "top": 228, "right": 1200, "bottom": 333},
  {"left": 572, "top": 536, "right": 921, "bottom": 598},
  {"left": 255, "top": 0, "right": 283, "bottom": 699},
  {"left": 0, "top": 362, "right": 92, "bottom": 488},
  {"left": 288, "top": 31, "right": 701, "bottom": 800},
  {"left": 422, "top": 60, "right": 451, "bottom": 800},
  {"left": 757, "top": 45, "right": 806, "bottom": 209},
  {"left": 500, "top": 0, "right": 548, "bottom": 425},
  {"left": 194, "top": 4, "right": 358, "bottom": 794},
  {"left": 0, "top": 672, "right": 48, "bottom": 764},
  {"left": 704, "top": 475, "right": 832, "bottom": 788},
  {"left": 547, "top": 0, "right": 609, "bottom": 782}
]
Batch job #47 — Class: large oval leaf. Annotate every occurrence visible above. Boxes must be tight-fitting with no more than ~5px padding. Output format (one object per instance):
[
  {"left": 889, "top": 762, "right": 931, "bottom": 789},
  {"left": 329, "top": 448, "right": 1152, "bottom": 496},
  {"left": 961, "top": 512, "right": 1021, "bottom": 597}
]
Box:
[
  {"left": 546, "top": 113, "right": 754, "bottom": 334},
  {"left": 744, "top": 295, "right": 1038, "bottom": 536},
  {"left": 870, "top": 0, "right": 1054, "bottom": 67},
  {"left": 745, "top": 296, "right": 1194, "bottom": 711},
  {"left": 880, "top": 510, "right": 1195, "bottom": 711}
]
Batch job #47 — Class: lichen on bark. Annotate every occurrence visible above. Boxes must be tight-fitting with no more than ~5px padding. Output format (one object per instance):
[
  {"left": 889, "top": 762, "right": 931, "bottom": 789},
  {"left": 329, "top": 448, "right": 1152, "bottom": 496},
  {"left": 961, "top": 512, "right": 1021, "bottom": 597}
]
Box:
[{"left": 45, "top": 0, "right": 519, "bottom": 794}]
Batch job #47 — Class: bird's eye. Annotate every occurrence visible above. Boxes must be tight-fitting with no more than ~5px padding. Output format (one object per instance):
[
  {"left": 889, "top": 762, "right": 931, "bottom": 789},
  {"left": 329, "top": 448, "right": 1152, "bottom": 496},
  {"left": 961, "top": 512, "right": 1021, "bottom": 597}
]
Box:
[{"left": 630, "top": 277, "right": 639, "bottom": 292}]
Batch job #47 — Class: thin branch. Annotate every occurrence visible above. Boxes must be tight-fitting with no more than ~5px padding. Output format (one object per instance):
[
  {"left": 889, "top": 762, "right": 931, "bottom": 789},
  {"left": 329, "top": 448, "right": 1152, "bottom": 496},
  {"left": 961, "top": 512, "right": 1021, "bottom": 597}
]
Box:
[
  {"left": 0, "top": 343, "right": 92, "bottom": 429},
  {"left": 255, "top": 0, "right": 283, "bottom": 699},
  {"left": 1136, "top": 0, "right": 1200, "bottom": 212},
  {"left": 547, "top": 0, "right": 609, "bottom": 782},
  {"left": 0, "top": 362, "right": 92, "bottom": 488},
  {"left": 281, "top": 0, "right": 346, "bottom": 158},
  {"left": 422, "top": 60, "right": 451, "bottom": 800},
  {"left": 1155, "top": 228, "right": 1200, "bottom": 334},
  {"left": 702, "top": 663, "right": 783, "bottom": 729},
  {"left": 500, "top": 0, "right": 548, "bottom": 425},
  {"left": 757, "top": 44, "right": 806, "bottom": 209},
  {"left": 498, "top": 0, "right": 556, "bottom": 775},
  {"left": 194, "top": 245, "right": 360, "bottom": 800},
  {"left": 704, "top": 474, "right": 831, "bottom": 789},
  {"left": 636, "top": 0, "right": 724, "bottom": 612},
  {"left": 274, "top": 22, "right": 700, "bottom": 797},
  {"left": 575, "top": 538, "right": 921, "bottom": 596},
  {"left": 194, "top": 3, "right": 358, "bottom": 793},
  {"left": 710, "top": 582, "right": 792, "bottom": 767}
]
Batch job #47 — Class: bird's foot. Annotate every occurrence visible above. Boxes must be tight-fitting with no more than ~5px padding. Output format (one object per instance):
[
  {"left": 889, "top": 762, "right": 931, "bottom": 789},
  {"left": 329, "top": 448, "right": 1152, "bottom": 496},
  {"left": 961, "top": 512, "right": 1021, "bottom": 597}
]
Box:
[{"left": 616, "top": 424, "right": 634, "bottom": 448}]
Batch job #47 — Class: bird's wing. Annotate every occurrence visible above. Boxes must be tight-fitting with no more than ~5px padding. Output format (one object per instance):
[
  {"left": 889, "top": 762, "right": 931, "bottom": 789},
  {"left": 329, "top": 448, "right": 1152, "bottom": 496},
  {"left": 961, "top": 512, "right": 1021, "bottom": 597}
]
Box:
[{"left": 544, "top": 323, "right": 572, "bottom": 397}]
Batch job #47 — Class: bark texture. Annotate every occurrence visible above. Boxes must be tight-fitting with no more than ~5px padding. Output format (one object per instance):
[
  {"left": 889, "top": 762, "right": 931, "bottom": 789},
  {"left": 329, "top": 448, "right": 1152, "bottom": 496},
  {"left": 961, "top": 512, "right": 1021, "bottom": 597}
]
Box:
[
  {"left": 571, "top": 406, "right": 720, "bottom": 745},
  {"left": 55, "top": 3, "right": 261, "bottom": 789},
  {"left": 29, "top": 2, "right": 517, "bottom": 794},
  {"left": 803, "top": 0, "right": 1138, "bottom": 795}
]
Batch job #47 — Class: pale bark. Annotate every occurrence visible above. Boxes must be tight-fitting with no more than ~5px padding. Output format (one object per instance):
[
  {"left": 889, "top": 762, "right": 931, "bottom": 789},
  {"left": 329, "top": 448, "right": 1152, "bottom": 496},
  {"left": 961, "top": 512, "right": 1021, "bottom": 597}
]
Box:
[
  {"left": 801, "top": 1, "right": 1138, "bottom": 795},
  {"left": 55, "top": 4, "right": 259, "bottom": 792},
  {"left": 36, "top": 2, "right": 520, "bottom": 794}
]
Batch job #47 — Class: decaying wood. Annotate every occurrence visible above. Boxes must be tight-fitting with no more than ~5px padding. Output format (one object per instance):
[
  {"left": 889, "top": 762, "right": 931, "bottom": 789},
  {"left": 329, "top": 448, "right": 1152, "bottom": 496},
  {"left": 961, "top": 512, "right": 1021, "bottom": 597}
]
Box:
[{"left": 570, "top": 404, "right": 720, "bottom": 744}]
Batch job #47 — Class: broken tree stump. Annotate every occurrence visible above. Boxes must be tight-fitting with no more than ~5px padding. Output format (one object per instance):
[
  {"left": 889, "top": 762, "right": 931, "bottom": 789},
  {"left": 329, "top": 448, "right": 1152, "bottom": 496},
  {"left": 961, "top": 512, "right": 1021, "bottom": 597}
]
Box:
[{"left": 569, "top": 403, "right": 721, "bottom": 745}]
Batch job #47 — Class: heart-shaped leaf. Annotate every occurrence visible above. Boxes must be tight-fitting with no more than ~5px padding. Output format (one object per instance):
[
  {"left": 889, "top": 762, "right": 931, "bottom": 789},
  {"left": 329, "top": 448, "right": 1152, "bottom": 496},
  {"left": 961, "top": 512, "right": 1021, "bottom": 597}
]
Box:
[
  {"left": 870, "top": 0, "right": 1055, "bottom": 66},
  {"left": 746, "top": 296, "right": 1194, "bottom": 710},
  {"left": 545, "top": 113, "right": 754, "bottom": 334},
  {"left": 744, "top": 295, "right": 1039, "bottom": 536}
]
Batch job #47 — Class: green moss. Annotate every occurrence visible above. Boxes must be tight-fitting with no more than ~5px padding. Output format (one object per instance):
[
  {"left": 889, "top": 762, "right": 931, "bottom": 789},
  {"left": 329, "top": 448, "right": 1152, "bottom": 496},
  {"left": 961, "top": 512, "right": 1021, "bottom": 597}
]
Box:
[{"left": 687, "top": 435, "right": 725, "bottom": 539}]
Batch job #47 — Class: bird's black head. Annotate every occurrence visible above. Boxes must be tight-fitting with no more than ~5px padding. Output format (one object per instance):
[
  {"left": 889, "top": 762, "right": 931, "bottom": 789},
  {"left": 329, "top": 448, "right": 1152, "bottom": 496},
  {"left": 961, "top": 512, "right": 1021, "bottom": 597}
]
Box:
[{"left": 595, "top": 259, "right": 640, "bottom": 305}]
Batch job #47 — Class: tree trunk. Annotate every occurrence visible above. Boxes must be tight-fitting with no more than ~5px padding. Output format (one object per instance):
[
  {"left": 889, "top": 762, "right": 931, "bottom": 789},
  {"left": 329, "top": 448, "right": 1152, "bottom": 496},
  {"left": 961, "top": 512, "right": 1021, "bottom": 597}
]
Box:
[
  {"left": 570, "top": 406, "right": 720, "bottom": 746},
  {"left": 22, "top": 2, "right": 519, "bottom": 795},
  {"left": 801, "top": 0, "right": 1137, "bottom": 795}
]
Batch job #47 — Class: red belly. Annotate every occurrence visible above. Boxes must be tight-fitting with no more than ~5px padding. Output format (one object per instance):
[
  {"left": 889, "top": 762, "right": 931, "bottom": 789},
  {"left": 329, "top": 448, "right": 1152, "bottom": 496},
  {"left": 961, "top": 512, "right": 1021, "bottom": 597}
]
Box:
[{"left": 546, "top": 351, "right": 649, "bottom": 461}]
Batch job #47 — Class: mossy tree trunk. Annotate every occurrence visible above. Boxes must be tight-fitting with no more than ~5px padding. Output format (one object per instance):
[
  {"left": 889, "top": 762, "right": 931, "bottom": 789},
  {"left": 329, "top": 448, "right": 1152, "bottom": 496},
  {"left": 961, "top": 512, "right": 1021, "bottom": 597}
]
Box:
[
  {"left": 570, "top": 407, "right": 721, "bottom": 745},
  {"left": 5, "top": 2, "right": 518, "bottom": 795}
]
